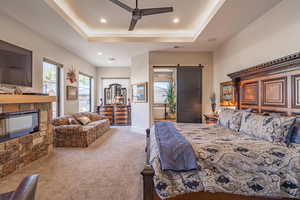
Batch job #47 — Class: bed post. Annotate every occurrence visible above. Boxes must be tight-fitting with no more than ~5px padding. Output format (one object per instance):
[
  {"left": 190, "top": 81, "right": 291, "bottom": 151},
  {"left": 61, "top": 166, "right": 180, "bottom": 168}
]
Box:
[
  {"left": 141, "top": 165, "right": 155, "bottom": 200},
  {"left": 141, "top": 128, "right": 156, "bottom": 200},
  {"left": 233, "top": 77, "right": 241, "bottom": 109}
]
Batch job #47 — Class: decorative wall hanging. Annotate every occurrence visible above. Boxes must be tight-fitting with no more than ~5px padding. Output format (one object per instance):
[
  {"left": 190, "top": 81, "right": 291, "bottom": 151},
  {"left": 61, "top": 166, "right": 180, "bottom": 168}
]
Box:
[
  {"left": 66, "top": 86, "right": 78, "bottom": 100},
  {"left": 67, "top": 66, "right": 77, "bottom": 84},
  {"left": 220, "top": 81, "right": 236, "bottom": 106},
  {"left": 132, "top": 82, "right": 148, "bottom": 103}
]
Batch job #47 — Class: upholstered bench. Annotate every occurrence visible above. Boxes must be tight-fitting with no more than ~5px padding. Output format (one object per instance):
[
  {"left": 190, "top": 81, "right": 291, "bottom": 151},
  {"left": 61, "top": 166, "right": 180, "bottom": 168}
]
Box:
[{"left": 52, "top": 112, "right": 110, "bottom": 147}]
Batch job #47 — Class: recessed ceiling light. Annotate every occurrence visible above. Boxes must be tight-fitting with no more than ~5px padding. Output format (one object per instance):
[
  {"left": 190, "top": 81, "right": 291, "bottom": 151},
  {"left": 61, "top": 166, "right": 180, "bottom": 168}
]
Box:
[
  {"left": 100, "top": 18, "right": 107, "bottom": 24},
  {"left": 97, "top": 52, "right": 103, "bottom": 55},
  {"left": 173, "top": 18, "right": 180, "bottom": 24},
  {"left": 107, "top": 57, "right": 116, "bottom": 63}
]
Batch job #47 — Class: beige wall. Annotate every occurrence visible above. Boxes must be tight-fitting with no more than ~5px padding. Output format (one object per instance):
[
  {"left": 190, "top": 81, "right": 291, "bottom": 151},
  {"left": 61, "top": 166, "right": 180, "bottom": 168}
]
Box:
[
  {"left": 149, "top": 51, "right": 214, "bottom": 119},
  {"left": 96, "top": 67, "right": 131, "bottom": 78},
  {"left": 131, "top": 53, "right": 150, "bottom": 130},
  {"left": 213, "top": 0, "right": 300, "bottom": 105},
  {"left": 0, "top": 12, "right": 97, "bottom": 115},
  {"left": 95, "top": 67, "right": 131, "bottom": 105}
]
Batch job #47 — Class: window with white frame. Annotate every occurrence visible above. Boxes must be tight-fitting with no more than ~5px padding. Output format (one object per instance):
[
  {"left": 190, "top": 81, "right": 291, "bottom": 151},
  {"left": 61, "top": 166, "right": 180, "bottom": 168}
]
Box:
[
  {"left": 42, "top": 59, "right": 61, "bottom": 117},
  {"left": 78, "top": 73, "right": 92, "bottom": 112},
  {"left": 153, "top": 81, "right": 170, "bottom": 104}
]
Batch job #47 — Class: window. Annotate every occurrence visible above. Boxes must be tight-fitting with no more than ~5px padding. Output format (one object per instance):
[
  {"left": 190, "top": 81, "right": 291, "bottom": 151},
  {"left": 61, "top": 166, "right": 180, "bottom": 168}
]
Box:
[
  {"left": 79, "top": 73, "right": 92, "bottom": 112},
  {"left": 154, "top": 82, "right": 170, "bottom": 104},
  {"left": 42, "top": 59, "right": 61, "bottom": 117}
]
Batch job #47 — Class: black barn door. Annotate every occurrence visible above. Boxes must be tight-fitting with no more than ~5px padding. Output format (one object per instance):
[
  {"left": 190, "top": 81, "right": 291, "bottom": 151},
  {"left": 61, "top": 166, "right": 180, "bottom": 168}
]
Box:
[{"left": 177, "top": 66, "right": 202, "bottom": 123}]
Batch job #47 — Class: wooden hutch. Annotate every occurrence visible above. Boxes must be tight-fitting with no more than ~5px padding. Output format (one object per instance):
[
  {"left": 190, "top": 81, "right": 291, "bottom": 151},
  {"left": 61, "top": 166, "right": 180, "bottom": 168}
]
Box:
[{"left": 97, "top": 83, "right": 131, "bottom": 126}]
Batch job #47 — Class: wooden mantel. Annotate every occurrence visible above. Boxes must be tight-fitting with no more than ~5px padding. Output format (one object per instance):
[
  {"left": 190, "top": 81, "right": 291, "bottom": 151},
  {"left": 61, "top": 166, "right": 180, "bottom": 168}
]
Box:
[{"left": 0, "top": 94, "right": 56, "bottom": 104}]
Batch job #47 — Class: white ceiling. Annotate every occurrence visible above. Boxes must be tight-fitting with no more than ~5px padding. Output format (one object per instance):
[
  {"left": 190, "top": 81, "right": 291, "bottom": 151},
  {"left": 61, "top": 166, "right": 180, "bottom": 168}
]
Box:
[
  {"left": 0, "top": 0, "right": 281, "bottom": 67},
  {"left": 45, "top": 0, "right": 225, "bottom": 42},
  {"left": 69, "top": 0, "right": 211, "bottom": 30}
]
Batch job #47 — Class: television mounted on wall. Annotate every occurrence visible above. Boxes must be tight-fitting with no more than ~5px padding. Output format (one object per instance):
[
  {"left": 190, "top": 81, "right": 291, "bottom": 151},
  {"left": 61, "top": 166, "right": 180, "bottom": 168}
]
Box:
[{"left": 0, "top": 40, "right": 32, "bottom": 87}]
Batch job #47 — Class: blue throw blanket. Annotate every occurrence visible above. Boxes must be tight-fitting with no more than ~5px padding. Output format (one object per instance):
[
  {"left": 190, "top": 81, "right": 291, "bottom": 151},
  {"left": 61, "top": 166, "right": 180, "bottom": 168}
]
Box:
[{"left": 154, "top": 122, "right": 198, "bottom": 172}]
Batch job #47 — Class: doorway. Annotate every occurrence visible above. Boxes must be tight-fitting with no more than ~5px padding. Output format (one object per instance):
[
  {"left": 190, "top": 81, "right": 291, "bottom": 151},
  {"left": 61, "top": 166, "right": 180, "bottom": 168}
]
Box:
[
  {"left": 176, "top": 66, "right": 202, "bottom": 123},
  {"left": 151, "top": 65, "right": 203, "bottom": 123},
  {"left": 152, "top": 67, "right": 177, "bottom": 122}
]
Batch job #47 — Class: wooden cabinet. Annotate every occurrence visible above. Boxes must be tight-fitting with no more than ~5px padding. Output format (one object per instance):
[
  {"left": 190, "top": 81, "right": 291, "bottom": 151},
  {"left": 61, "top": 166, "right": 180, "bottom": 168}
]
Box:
[
  {"left": 97, "top": 105, "right": 131, "bottom": 126},
  {"left": 114, "top": 105, "right": 130, "bottom": 125},
  {"left": 97, "top": 106, "right": 114, "bottom": 124}
]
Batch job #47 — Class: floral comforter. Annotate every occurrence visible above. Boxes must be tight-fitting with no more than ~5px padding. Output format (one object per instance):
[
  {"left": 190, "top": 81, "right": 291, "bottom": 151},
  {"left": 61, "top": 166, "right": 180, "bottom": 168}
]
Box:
[{"left": 150, "top": 123, "right": 300, "bottom": 199}]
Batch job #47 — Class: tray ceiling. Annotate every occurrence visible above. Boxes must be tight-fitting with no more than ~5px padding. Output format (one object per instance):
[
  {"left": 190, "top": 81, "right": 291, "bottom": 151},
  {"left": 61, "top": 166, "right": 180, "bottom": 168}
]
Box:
[{"left": 45, "top": 0, "right": 225, "bottom": 42}]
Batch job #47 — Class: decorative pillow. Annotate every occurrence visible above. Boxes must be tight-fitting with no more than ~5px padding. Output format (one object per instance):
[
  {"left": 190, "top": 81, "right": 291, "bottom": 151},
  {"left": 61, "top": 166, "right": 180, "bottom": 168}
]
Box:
[
  {"left": 68, "top": 117, "right": 79, "bottom": 125},
  {"left": 52, "top": 115, "right": 73, "bottom": 126},
  {"left": 286, "top": 118, "right": 300, "bottom": 145},
  {"left": 88, "top": 113, "right": 104, "bottom": 121},
  {"left": 240, "top": 112, "right": 296, "bottom": 146},
  {"left": 75, "top": 116, "right": 91, "bottom": 125},
  {"left": 289, "top": 126, "right": 300, "bottom": 143},
  {"left": 217, "top": 109, "right": 243, "bottom": 131}
]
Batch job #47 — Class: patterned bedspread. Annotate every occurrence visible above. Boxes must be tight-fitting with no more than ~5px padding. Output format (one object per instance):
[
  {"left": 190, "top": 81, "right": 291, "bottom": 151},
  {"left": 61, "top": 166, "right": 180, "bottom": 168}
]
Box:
[{"left": 150, "top": 123, "right": 300, "bottom": 199}]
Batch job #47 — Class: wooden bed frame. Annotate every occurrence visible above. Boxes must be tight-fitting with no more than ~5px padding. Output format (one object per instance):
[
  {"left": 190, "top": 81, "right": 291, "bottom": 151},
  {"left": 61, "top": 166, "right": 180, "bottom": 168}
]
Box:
[{"left": 141, "top": 52, "right": 300, "bottom": 200}]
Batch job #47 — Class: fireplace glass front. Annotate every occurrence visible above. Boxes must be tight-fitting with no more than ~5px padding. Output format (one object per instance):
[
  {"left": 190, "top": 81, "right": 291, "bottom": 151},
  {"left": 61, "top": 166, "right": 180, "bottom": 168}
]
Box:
[{"left": 0, "top": 110, "right": 39, "bottom": 142}]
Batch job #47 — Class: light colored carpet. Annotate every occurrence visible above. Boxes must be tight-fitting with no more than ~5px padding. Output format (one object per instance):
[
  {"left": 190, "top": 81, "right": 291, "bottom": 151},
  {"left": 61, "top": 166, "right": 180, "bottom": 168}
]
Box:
[{"left": 0, "top": 127, "right": 146, "bottom": 200}]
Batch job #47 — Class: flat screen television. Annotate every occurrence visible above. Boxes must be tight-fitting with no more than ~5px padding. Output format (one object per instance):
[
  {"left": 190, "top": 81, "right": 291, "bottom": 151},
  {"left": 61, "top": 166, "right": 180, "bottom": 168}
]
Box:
[{"left": 0, "top": 40, "right": 32, "bottom": 87}]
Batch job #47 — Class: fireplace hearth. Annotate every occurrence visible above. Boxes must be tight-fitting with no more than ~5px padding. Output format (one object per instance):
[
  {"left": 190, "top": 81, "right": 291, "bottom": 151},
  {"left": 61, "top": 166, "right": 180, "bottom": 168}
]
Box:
[
  {"left": 0, "top": 110, "right": 39, "bottom": 142},
  {"left": 0, "top": 94, "right": 55, "bottom": 178}
]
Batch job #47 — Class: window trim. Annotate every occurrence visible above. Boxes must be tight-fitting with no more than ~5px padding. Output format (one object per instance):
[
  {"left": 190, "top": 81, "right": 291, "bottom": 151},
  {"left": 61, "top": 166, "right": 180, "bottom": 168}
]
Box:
[
  {"left": 56, "top": 67, "right": 61, "bottom": 116},
  {"left": 79, "top": 72, "right": 92, "bottom": 112},
  {"left": 42, "top": 58, "right": 62, "bottom": 117},
  {"left": 153, "top": 81, "right": 171, "bottom": 105},
  {"left": 43, "top": 58, "right": 63, "bottom": 68}
]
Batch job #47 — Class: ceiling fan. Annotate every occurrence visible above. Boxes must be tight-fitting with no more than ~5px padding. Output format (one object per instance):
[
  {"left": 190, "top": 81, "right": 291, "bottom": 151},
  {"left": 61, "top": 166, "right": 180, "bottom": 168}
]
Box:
[{"left": 110, "top": 0, "right": 174, "bottom": 31}]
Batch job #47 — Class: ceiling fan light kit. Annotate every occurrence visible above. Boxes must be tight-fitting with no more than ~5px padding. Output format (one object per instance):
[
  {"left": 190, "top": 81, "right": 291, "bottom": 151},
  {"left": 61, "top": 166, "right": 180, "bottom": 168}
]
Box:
[{"left": 110, "top": 0, "right": 174, "bottom": 31}]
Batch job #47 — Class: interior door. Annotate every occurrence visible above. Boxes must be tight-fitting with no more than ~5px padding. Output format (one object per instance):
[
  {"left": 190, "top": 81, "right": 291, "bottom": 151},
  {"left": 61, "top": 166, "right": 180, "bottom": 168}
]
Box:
[{"left": 177, "top": 66, "right": 202, "bottom": 123}]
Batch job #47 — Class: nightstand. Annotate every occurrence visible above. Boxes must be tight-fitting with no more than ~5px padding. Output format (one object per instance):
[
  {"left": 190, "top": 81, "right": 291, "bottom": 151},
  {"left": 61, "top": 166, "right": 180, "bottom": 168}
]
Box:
[{"left": 203, "top": 114, "right": 219, "bottom": 124}]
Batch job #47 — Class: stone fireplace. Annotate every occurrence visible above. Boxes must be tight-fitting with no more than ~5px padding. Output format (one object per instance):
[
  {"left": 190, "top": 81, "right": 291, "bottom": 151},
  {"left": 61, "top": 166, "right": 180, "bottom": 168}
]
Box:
[{"left": 0, "top": 95, "right": 55, "bottom": 178}]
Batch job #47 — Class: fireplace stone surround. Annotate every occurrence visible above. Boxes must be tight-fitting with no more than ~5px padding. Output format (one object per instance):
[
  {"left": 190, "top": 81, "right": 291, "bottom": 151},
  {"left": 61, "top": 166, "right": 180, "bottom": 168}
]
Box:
[{"left": 0, "top": 95, "right": 55, "bottom": 178}]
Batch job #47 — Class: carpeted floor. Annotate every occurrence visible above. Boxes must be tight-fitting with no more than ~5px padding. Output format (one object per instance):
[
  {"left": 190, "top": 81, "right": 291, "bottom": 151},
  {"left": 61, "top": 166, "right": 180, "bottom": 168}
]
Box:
[{"left": 0, "top": 127, "right": 146, "bottom": 200}]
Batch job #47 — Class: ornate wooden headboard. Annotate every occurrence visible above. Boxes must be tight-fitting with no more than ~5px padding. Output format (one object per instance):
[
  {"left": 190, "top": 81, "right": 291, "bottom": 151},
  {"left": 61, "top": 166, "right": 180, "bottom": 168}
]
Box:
[{"left": 228, "top": 52, "right": 300, "bottom": 115}]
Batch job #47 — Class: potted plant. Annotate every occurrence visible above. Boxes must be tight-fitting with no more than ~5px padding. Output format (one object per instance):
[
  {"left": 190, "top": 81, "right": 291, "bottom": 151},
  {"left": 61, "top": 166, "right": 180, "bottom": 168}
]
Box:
[
  {"left": 210, "top": 93, "right": 216, "bottom": 113},
  {"left": 165, "top": 83, "right": 176, "bottom": 119}
]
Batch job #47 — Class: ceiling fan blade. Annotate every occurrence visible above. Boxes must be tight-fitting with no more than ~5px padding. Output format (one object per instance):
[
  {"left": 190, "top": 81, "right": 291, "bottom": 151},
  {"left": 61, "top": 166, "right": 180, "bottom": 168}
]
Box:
[
  {"left": 110, "top": 0, "right": 133, "bottom": 12},
  {"left": 141, "top": 7, "right": 173, "bottom": 16},
  {"left": 129, "top": 18, "right": 138, "bottom": 31}
]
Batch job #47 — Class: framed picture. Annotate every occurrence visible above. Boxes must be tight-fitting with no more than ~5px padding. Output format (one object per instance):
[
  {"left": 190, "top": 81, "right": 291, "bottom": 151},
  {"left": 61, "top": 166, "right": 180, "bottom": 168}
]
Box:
[
  {"left": 66, "top": 86, "right": 78, "bottom": 100},
  {"left": 132, "top": 82, "right": 148, "bottom": 103},
  {"left": 220, "top": 81, "right": 236, "bottom": 106}
]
